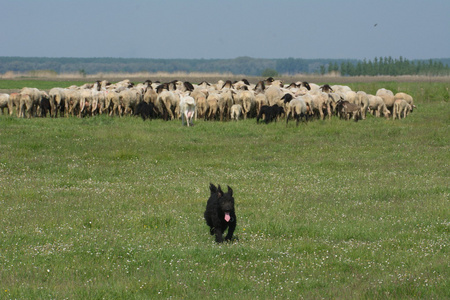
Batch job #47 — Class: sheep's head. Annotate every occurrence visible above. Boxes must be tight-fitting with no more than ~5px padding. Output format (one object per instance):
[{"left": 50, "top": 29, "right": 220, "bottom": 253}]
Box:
[
  {"left": 223, "top": 80, "right": 233, "bottom": 89},
  {"left": 287, "top": 82, "right": 298, "bottom": 89},
  {"left": 273, "top": 80, "right": 283, "bottom": 87},
  {"left": 281, "top": 93, "right": 294, "bottom": 103},
  {"left": 255, "top": 81, "right": 266, "bottom": 91},
  {"left": 320, "top": 84, "right": 333, "bottom": 93},
  {"left": 184, "top": 81, "right": 194, "bottom": 91},
  {"left": 302, "top": 81, "right": 311, "bottom": 90}
]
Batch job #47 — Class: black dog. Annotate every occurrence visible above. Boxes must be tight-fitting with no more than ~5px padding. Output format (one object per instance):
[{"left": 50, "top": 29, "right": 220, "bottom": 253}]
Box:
[{"left": 204, "top": 184, "right": 236, "bottom": 243}]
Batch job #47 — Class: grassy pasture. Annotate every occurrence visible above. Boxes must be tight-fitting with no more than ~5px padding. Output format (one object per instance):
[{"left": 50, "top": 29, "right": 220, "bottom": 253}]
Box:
[{"left": 0, "top": 79, "right": 449, "bottom": 299}]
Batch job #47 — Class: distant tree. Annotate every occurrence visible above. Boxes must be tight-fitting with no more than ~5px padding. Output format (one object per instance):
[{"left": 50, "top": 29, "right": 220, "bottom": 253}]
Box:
[
  {"left": 332, "top": 62, "right": 339, "bottom": 72},
  {"left": 327, "top": 62, "right": 339, "bottom": 74},
  {"left": 261, "top": 68, "right": 279, "bottom": 77},
  {"left": 340, "top": 62, "right": 347, "bottom": 75},
  {"left": 320, "top": 65, "right": 326, "bottom": 75},
  {"left": 373, "top": 57, "right": 379, "bottom": 75},
  {"left": 79, "top": 69, "right": 86, "bottom": 78}
]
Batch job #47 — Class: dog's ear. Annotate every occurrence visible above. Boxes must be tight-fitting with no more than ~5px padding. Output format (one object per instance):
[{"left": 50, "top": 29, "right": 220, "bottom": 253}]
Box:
[
  {"left": 227, "top": 185, "right": 233, "bottom": 197},
  {"left": 209, "top": 183, "right": 217, "bottom": 194},
  {"left": 217, "top": 185, "right": 223, "bottom": 198}
]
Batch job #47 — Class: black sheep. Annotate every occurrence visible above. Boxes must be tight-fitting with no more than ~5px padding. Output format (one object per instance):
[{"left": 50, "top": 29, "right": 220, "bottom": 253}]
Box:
[
  {"left": 134, "top": 101, "right": 156, "bottom": 121},
  {"left": 204, "top": 184, "right": 236, "bottom": 243},
  {"left": 256, "top": 104, "right": 284, "bottom": 124},
  {"left": 40, "top": 97, "right": 51, "bottom": 117}
]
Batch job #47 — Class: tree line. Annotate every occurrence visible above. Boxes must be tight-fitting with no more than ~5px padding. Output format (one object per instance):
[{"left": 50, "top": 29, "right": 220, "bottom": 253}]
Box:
[
  {"left": 326, "top": 56, "right": 450, "bottom": 76},
  {"left": 0, "top": 56, "right": 448, "bottom": 77}
]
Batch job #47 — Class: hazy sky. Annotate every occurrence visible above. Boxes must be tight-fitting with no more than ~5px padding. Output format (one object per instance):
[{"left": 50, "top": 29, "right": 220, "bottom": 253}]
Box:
[{"left": 1, "top": 0, "right": 449, "bottom": 60}]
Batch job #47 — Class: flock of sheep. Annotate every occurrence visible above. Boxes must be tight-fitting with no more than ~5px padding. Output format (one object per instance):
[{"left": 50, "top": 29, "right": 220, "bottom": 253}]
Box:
[{"left": 0, "top": 77, "right": 415, "bottom": 124}]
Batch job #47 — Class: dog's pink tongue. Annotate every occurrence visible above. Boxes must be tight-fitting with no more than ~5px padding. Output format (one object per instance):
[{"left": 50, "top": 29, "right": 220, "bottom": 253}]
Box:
[{"left": 224, "top": 212, "right": 231, "bottom": 222}]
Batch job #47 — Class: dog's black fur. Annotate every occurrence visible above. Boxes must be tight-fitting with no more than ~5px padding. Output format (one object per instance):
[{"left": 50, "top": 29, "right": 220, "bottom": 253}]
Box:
[
  {"left": 134, "top": 101, "right": 156, "bottom": 121},
  {"left": 256, "top": 104, "right": 284, "bottom": 124},
  {"left": 204, "top": 184, "right": 236, "bottom": 243}
]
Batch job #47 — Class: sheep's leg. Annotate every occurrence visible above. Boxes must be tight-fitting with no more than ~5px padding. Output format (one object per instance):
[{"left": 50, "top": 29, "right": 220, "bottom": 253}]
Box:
[
  {"left": 26, "top": 104, "right": 33, "bottom": 119},
  {"left": 168, "top": 108, "right": 175, "bottom": 120},
  {"left": 320, "top": 109, "right": 325, "bottom": 120}
]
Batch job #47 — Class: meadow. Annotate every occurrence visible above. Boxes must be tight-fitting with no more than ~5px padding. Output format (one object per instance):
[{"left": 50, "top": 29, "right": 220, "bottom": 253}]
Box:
[{"left": 0, "top": 78, "right": 449, "bottom": 299}]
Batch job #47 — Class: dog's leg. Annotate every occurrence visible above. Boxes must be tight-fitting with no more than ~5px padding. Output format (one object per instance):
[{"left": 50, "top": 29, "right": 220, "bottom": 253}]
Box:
[
  {"left": 225, "top": 224, "right": 235, "bottom": 241},
  {"left": 214, "top": 228, "right": 224, "bottom": 243}
]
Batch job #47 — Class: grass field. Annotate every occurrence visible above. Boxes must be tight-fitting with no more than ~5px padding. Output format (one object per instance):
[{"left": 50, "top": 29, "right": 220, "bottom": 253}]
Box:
[{"left": 0, "top": 79, "right": 449, "bottom": 299}]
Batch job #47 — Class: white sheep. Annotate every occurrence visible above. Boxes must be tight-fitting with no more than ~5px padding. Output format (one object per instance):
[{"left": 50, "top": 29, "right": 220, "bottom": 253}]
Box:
[
  {"left": 367, "top": 95, "right": 391, "bottom": 119},
  {"left": 310, "top": 92, "right": 331, "bottom": 120},
  {"left": 79, "top": 88, "right": 93, "bottom": 117},
  {"left": 119, "top": 88, "right": 142, "bottom": 116},
  {"left": 356, "top": 91, "right": 370, "bottom": 119},
  {"left": 8, "top": 93, "right": 21, "bottom": 117},
  {"left": 237, "top": 89, "right": 255, "bottom": 119},
  {"left": 376, "top": 88, "right": 395, "bottom": 113},
  {"left": 393, "top": 99, "right": 411, "bottom": 120},
  {"left": 394, "top": 92, "right": 415, "bottom": 112},
  {"left": 206, "top": 93, "right": 220, "bottom": 120},
  {"left": 230, "top": 104, "right": 243, "bottom": 121},
  {"left": 265, "top": 85, "right": 283, "bottom": 106},
  {"left": 143, "top": 85, "right": 158, "bottom": 105},
  {"left": 49, "top": 88, "right": 66, "bottom": 117},
  {"left": 19, "top": 87, "right": 48, "bottom": 118},
  {"left": 218, "top": 88, "right": 235, "bottom": 121},
  {"left": 0, "top": 93, "right": 10, "bottom": 115},
  {"left": 285, "top": 97, "right": 308, "bottom": 126},
  {"left": 328, "top": 92, "right": 343, "bottom": 115},
  {"left": 65, "top": 88, "right": 82, "bottom": 117},
  {"left": 157, "top": 90, "right": 178, "bottom": 120},
  {"left": 344, "top": 90, "right": 358, "bottom": 104},
  {"left": 302, "top": 94, "right": 314, "bottom": 117},
  {"left": 106, "top": 90, "right": 120, "bottom": 116},
  {"left": 254, "top": 93, "right": 268, "bottom": 116},
  {"left": 193, "top": 90, "right": 208, "bottom": 120},
  {"left": 308, "top": 83, "right": 321, "bottom": 94}
]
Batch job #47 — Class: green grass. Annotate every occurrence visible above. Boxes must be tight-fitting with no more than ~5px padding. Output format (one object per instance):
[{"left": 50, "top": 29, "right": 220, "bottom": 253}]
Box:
[
  {"left": 0, "top": 79, "right": 87, "bottom": 90},
  {"left": 0, "top": 82, "right": 449, "bottom": 299}
]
